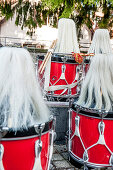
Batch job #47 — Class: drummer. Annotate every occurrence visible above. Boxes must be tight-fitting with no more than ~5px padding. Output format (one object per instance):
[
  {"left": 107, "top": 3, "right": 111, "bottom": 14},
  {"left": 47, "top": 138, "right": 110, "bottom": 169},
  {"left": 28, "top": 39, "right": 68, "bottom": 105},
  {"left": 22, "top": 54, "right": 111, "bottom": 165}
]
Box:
[
  {"left": 77, "top": 29, "right": 113, "bottom": 111},
  {"left": 0, "top": 47, "right": 49, "bottom": 131}
]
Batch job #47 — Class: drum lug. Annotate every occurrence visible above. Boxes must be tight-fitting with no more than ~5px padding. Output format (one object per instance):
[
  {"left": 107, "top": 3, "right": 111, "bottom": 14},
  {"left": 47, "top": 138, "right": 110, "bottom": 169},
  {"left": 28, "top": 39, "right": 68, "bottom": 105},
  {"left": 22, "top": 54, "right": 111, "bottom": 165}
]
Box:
[
  {"left": 34, "top": 123, "right": 45, "bottom": 135},
  {"left": 0, "top": 127, "right": 9, "bottom": 138},
  {"left": 69, "top": 98, "right": 74, "bottom": 108},
  {"left": 61, "top": 56, "right": 67, "bottom": 63},
  {"left": 97, "top": 121, "right": 105, "bottom": 145},
  {"left": 68, "top": 88, "right": 71, "bottom": 95},
  {"left": 35, "top": 140, "right": 42, "bottom": 158},
  {"left": 98, "top": 109, "right": 108, "bottom": 119},
  {"left": 109, "top": 154, "right": 113, "bottom": 166},
  {"left": 60, "top": 65, "right": 66, "bottom": 80},
  {"left": 83, "top": 150, "right": 89, "bottom": 162}
]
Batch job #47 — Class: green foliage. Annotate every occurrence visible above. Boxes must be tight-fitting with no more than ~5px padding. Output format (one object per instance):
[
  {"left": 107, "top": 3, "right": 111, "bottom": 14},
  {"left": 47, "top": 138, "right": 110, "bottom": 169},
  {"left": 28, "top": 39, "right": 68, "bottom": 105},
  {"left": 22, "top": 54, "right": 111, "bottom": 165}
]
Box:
[
  {"left": 0, "top": 1, "right": 15, "bottom": 20},
  {"left": 0, "top": 0, "right": 112, "bottom": 36}
]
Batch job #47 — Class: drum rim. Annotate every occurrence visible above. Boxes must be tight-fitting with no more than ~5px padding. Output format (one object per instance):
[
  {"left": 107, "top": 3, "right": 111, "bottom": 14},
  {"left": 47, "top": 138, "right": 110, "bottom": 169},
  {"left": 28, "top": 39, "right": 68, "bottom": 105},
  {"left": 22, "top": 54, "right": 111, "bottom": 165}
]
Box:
[
  {"left": 37, "top": 54, "right": 90, "bottom": 64},
  {"left": 46, "top": 94, "right": 79, "bottom": 102},
  {"left": 69, "top": 151, "right": 110, "bottom": 168},
  {"left": 0, "top": 130, "right": 50, "bottom": 141},
  {"left": 72, "top": 102, "right": 113, "bottom": 119},
  {"left": 0, "top": 116, "right": 55, "bottom": 140}
]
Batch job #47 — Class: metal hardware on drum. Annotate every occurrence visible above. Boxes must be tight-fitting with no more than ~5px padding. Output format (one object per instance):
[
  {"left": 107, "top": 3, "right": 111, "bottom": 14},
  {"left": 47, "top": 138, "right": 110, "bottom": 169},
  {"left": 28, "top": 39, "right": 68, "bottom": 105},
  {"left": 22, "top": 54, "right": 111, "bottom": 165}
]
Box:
[
  {"left": 34, "top": 123, "right": 45, "bottom": 161},
  {"left": 0, "top": 127, "right": 9, "bottom": 138},
  {"left": 109, "top": 154, "right": 113, "bottom": 166},
  {"left": 98, "top": 109, "right": 108, "bottom": 120},
  {"left": 0, "top": 144, "right": 4, "bottom": 161},
  {"left": 83, "top": 163, "right": 89, "bottom": 170},
  {"left": 34, "top": 123, "right": 45, "bottom": 135},
  {"left": 69, "top": 102, "right": 113, "bottom": 168},
  {"left": 69, "top": 98, "right": 74, "bottom": 108},
  {"left": 61, "top": 56, "right": 68, "bottom": 63},
  {"left": 68, "top": 108, "right": 72, "bottom": 153},
  {"left": 52, "top": 76, "right": 57, "bottom": 81},
  {"left": 83, "top": 150, "right": 89, "bottom": 162},
  {"left": 0, "top": 117, "right": 55, "bottom": 170},
  {"left": 35, "top": 140, "right": 42, "bottom": 158}
]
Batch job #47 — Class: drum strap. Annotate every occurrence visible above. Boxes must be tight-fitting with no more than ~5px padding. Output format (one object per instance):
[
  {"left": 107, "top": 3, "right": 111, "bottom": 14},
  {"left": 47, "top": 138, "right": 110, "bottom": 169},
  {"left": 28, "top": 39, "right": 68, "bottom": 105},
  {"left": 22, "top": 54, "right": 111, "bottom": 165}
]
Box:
[
  {"left": 0, "top": 144, "right": 4, "bottom": 170},
  {"left": 45, "top": 78, "right": 83, "bottom": 92}
]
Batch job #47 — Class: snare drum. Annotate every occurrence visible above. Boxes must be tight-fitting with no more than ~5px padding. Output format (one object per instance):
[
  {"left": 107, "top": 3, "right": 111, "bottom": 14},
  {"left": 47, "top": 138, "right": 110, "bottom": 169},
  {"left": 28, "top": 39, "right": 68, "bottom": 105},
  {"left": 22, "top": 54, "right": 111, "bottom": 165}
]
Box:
[
  {"left": 0, "top": 117, "right": 55, "bottom": 170},
  {"left": 68, "top": 102, "right": 113, "bottom": 168},
  {"left": 37, "top": 54, "right": 90, "bottom": 101}
]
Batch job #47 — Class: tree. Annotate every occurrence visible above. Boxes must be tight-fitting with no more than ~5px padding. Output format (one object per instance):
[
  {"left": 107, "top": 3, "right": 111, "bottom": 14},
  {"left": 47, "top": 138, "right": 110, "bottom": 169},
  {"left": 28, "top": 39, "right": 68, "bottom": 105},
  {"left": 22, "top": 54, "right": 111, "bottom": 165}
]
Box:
[
  {"left": 0, "top": 0, "right": 112, "bottom": 36},
  {"left": 42, "top": 0, "right": 113, "bottom": 35}
]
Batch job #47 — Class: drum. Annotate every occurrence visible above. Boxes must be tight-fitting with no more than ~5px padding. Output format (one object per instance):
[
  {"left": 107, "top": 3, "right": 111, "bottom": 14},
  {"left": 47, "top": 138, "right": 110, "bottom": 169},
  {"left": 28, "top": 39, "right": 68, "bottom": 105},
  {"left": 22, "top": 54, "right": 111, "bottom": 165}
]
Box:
[
  {"left": 68, "top": 101, "right": 113, "bottom": 168},
  {"left": 0, "top": 116, "right": 55, "bottom": 170},
  {"left": 37, "top": 53, "right": 90, "bottom": 101}
]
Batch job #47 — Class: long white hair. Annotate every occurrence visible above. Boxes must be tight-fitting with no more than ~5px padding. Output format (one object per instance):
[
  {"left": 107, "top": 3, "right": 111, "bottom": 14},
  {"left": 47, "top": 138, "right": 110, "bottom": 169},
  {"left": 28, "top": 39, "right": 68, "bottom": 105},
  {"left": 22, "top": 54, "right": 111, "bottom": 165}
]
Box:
[
  {"left": 88, "top": 29, "right": 113, "bottom": 54},
  {"left": 54, "top": 18, "right": 80, "bottom": 54},
  {"left": 77, "top": 29, "right": 113, "bottom": 111},
  {"left": 0, "top": 47, "right": 49, "bottom": 130}
]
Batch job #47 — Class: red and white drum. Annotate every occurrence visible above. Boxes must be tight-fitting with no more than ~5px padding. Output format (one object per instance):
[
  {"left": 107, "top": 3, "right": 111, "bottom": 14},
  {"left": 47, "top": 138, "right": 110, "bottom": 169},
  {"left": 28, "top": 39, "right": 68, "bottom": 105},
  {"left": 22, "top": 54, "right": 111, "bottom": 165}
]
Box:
[
  {"left": 68, "top": 101, "right": 113, "bottom": 168},
  {"left": 37, "top": 54, "right": 90, "bottom": 101},
  {"left": 0, "top": 116, "right": 55, "bottom": 170}
]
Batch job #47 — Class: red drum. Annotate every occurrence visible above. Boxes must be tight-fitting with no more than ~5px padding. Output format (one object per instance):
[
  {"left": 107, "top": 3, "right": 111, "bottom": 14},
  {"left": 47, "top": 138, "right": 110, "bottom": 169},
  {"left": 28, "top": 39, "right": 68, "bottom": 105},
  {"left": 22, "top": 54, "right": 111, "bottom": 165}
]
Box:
[
  {"left": 0, "top": 117, "right": 55, "bottom": 170},
  {"left": 68, "top": 102, "right": 113, "bottom": 168},
  {"left": 37, "top": 54, "right": 90, "bottom": 101}
]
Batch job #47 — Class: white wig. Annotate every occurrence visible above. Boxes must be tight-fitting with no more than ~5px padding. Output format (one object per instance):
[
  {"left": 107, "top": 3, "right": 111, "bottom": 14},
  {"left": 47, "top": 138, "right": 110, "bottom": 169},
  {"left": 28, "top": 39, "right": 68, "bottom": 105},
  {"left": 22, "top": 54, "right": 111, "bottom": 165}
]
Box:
[
  {"left": 77, "top": 29, "right": 113, "bottom": 111},
  {"left": 0, "top": 47, "right": 49, "bottom": 130},
  {"left": 88, "top": 29, "right": 113, "bottom": 54},
  {"left": 77, "top": 53, "right": 113, "bottom": 111},
  {"left": 54, "top": 18, "right": 80, "bottom": 54}
]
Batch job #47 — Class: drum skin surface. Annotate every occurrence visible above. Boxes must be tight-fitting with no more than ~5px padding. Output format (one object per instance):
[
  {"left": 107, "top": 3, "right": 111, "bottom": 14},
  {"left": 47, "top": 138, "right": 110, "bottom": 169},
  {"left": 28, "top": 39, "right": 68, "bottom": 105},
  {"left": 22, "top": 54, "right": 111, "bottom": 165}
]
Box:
[
  {"left": 71, "top": 110, "right": 113, "bottom": 166},
  {"left": 1, "top": 132, "right": 50, "bottom": 170}
]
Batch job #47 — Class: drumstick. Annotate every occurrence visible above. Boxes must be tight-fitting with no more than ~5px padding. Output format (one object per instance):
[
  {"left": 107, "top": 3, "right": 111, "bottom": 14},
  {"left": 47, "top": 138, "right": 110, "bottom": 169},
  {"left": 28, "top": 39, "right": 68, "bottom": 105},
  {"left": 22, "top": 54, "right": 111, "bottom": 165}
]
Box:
[
  {"left": 38, "top": 47, "right": 52, "bottom": 73},
  {"left": 40, "top": 40, "right": 56, "bottom": 74},
  {"left": 38, "top": 40, "right": 57, "bottom": 74},
  {"left": 40, "top": 39, "right": 57, "bottom": 74}
]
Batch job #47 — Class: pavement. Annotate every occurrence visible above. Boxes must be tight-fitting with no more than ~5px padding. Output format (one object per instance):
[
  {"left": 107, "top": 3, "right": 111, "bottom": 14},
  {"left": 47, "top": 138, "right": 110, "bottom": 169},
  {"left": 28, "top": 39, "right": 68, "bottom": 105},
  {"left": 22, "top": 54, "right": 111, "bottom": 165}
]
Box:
[
  {"left": 50, "top": 144, "right": 76, "bottom": 170},
  {"left": 50, "top": 144, "right": 113, "bottom": 170}
]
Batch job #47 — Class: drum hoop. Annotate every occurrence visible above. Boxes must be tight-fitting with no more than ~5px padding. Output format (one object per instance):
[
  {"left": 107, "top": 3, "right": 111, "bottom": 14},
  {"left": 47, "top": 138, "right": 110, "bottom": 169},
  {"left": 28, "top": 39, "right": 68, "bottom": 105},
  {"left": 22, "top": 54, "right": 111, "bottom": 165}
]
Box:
[
  {"left": 37, "top": 54, "right": 90, "bottom": 64},
  {"left": 46, "top": 94, "right": 79, "bottom": 102},
  {"left": 0, "top": 116, "right": 55, "bottom": 139},
  {"left": 0, "top": 130, "right": 50, "bottom": 141},
  {"left": 72, "top": 103, "right": 113, "bottom": 119},
  {"left": 69, "top": 151, "right": 110, "bottom": 168}
]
